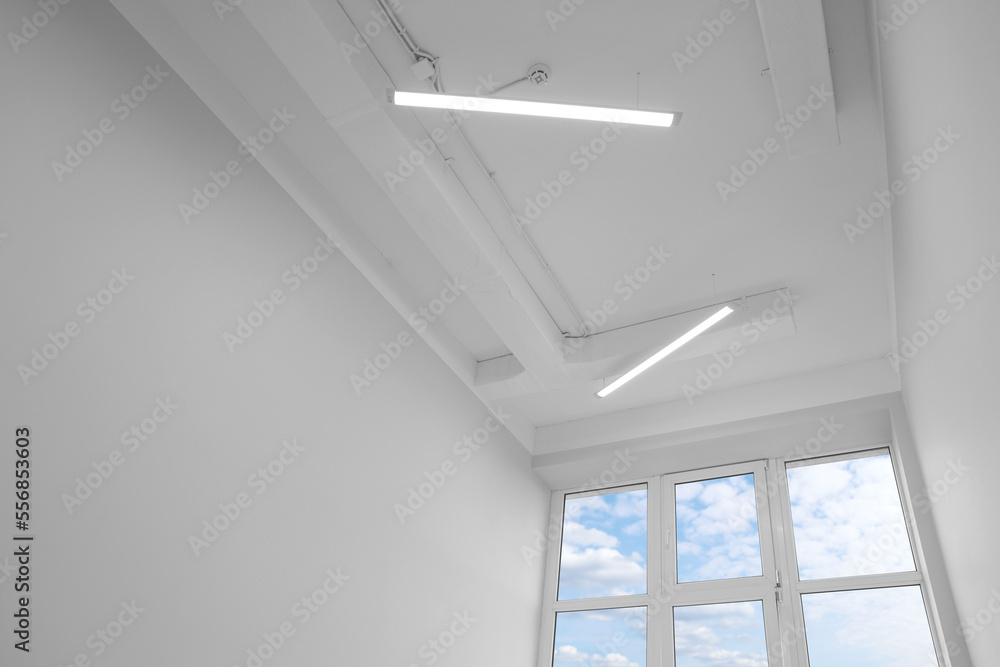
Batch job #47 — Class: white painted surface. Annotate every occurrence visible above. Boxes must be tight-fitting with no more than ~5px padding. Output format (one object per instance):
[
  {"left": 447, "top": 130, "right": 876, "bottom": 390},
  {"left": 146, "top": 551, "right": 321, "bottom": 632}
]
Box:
[
  {"left": 872, "top": 0, "right": 1000, "bottom": 663},
  {"left": 0, "top": 2, "right": 549, "bottom": 664},
  {"left": 118, "top": 0, "right": 899, "bottom": 444}
]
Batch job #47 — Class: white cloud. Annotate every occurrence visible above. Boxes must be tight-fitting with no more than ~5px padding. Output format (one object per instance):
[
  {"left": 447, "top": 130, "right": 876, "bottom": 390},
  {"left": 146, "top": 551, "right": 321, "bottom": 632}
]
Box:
[
  {"left": 622, "top": 519, "right": 646, "bottom": 536},
  {"left": 801, "top": 587, "right": 938, "bottom": 667},
  {"left": 559, "top": 489, "right": 648, "bottom": 597},
  {"left": 676, "top": 481, "right": 703, "bottom": 501},
  {"left": 674, "top": 602, "right": 768, "bottom": 667},
  {"left": 673, "top": 620, "right": 719, "bottom": 648},
  {"left": 592, "top": 652, "right": 639, "bottom": 667},
  {"left": 559, "top": 545, "right": 646, "bottom": 597},
  {"left": 565, "top": 495, "right": 611, "bottom": 520},
  {"left": 554, "top": 645, "right": 590, "bottom": 662},
  {"left": 677, "top": 541, "right": 702, "bottom": 556},
  {"left": 611, "top": 490, "right": 647, "bottom": 518},
  {"left": 787, "top": 456, "right": 915, "bottom": 579},
  {"left": 563, "top": 521, "right": 620, "bottom": 548},
  {"left": 675, "top": 476, "right": 763, "bottom": 582}
]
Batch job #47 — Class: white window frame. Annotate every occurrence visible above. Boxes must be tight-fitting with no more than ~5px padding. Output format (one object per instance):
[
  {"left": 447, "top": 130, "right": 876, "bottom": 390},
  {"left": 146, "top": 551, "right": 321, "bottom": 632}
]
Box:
[
  {"left": 770, "top": 447, "right": 944, "bottom": 667},
  {"left": 535, "top": 479, "right": 662, "bottom": 667},
  {"left": 536, "top": 447, "right": 947, "bottom": 667},
  {"left": 662, "top": 460, "right": 782, "bottom": 667}
]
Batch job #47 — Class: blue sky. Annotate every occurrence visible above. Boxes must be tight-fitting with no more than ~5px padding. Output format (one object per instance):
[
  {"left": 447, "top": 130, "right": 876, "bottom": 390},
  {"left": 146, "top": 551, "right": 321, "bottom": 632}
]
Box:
[
  {"left": 552, "top": 460, "right": 938, "bottom": 667},
  {"left": 801, "top": 586, "right": 938, "bottom": 667},
  {"left": 558, "top": 488, "right": 648, "bottom": 600},
  {"left": 789, "top": 455, "right": 935, "bottom": 665},
  {"left": 555, "top": 488, "right": 647, "bottom": 667},
  {"left": 676, "top": 474, "right": 762, "bottom": 583},
  {"left": 674, "top": 601, "right": 767, "bottom": 667},
  {"left": 553, "top": 607, "right": 646, "bottom": 667},
  {"left": 786, "top": 453, "right": 915, "bottom": 579}
]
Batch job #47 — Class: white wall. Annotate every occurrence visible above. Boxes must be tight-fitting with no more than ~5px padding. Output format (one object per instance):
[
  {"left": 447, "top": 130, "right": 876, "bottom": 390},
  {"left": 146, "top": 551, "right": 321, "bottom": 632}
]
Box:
[
  {"left": 0, "top": 2, "right": 549, "bottom": 665},
  {"left": 872, "top": 0, "right": 1000, "bottom": 664}
]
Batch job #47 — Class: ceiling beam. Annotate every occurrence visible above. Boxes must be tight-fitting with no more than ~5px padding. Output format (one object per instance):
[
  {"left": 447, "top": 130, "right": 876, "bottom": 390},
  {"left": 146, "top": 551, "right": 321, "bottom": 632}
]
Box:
[
  {"left": 755, "top": 0, "right": 840, "bottom": 157},
  {"left": 105, "top": 0, "right": 541, "bottom": 450},
  {"left": 475, "top": 288, "right": 797, "bottom": 400},
  {"left": 234, "top": 0, "right": 576, "bottom": 391},
  {"left": 532, "top": 357, "right": 900, "bottom": 454}
]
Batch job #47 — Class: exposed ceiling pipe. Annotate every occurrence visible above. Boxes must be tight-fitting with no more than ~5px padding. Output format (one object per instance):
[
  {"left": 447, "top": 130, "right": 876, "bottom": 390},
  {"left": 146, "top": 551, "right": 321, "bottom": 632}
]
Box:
[{"left": 372, "top": 0, "right": 441, "bottom": 91}]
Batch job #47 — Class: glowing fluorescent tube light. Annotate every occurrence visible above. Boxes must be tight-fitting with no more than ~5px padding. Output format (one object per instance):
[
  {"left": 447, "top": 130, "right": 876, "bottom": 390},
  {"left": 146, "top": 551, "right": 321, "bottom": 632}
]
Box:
[
  {"left": 391, "top": 90, "right": 679, "bottom": 128},
  {"left": 596, "top": 306, "right": 735, "bottom": 398}
]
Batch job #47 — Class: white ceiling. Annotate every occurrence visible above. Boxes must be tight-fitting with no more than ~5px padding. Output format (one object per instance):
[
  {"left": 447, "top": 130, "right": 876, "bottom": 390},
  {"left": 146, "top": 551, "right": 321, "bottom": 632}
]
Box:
[{"left": 113, "top": 0, "right": 899, "bottom": 452}]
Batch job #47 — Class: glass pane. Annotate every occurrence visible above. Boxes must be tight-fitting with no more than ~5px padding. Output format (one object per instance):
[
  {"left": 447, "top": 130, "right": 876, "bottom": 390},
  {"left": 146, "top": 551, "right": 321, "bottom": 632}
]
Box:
[
  {"left": 786, "top": 452, "right": 916, "bottom": 580},
  {"left": 675, "top": 474, "right": 763, "bottom": 583},
  {"left": 553, "top": 607, "right": 646, "bottom": 667},
  {"left": 802, "top": 587, "right": 938, "bottom": 667},
  {"left": 558, "top": 487, "right": 647, "bottom": 600},
  {"left": 674, "top": 600, "right": 769, "bottom": 667}
]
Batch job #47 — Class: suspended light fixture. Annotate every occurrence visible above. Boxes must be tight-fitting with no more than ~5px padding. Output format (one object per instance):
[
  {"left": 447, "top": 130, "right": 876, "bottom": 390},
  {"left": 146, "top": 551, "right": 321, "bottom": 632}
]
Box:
[
  {"left": 596, "top": 306, "right": 734, "bottom": 398},
  {"left": 390, "top": 64, "right": 680, "bottom": 128}
]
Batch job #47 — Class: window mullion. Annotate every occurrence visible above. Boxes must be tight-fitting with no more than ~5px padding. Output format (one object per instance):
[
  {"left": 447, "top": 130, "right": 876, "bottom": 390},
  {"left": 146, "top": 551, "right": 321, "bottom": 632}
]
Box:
[
  {"left": 646, "top": 474, "right": 663, "bottom": 667},
  {"left": 794, "top": 570, "right": 924, "bottom": 594},
  {"left": 658, "top": 474, "right": 675, "bottom": 667},
  {"left": 551, "top": 595, "right": 651, "bottom": 613},
  {"left": 770, "top": 456, "right": 810, "bottom": 667},
  {"left": 536, "top": 489, "right": 564, "bottom": 667}
]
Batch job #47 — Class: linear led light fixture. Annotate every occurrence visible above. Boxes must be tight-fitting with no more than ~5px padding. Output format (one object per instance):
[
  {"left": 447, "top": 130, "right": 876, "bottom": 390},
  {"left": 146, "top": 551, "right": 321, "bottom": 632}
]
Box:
[
  {"left": 390, "top": 90, "right": 679, "bottom": 128},
  {"left": 596, "top": 306, "right": 735, "bottom": 398}
]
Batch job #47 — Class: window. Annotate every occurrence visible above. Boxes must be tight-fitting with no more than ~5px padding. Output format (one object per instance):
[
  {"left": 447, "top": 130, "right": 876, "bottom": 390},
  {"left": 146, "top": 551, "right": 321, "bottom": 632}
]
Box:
[
  {"left": 537, "top": 448, "right": 946, "bottom": 667},
  {"left": 780, "top": 450, "right": 939, "bottom": 667},
  {"left": 543, "top": 484, "right": 656, "bottom": 667}
]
